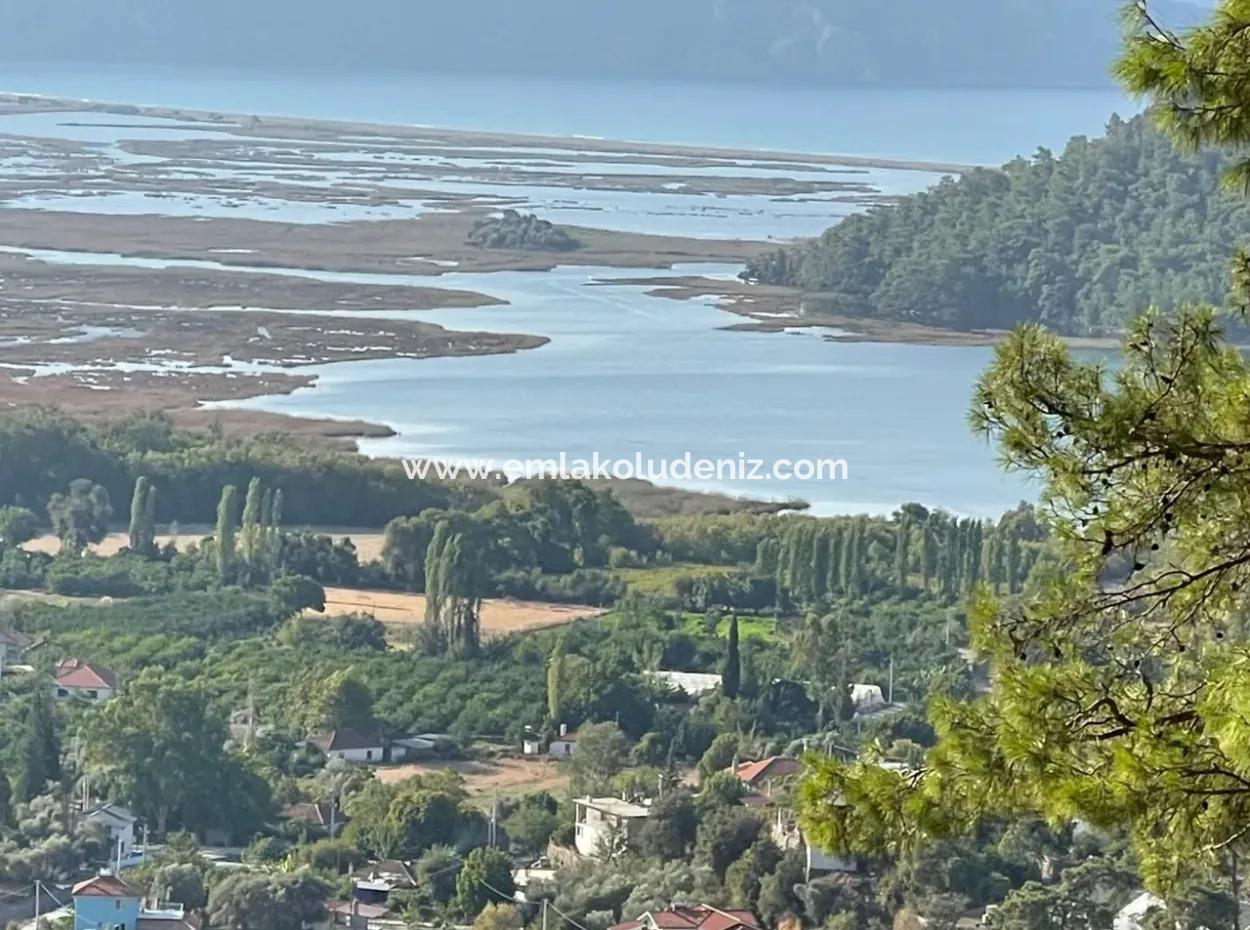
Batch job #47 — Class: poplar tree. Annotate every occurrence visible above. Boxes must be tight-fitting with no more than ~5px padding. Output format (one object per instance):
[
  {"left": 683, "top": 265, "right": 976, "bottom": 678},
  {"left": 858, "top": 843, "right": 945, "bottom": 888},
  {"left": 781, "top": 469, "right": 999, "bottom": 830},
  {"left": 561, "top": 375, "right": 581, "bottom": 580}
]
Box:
[
  {"left": 894, "top": 518, "right": 910, "bottom": 589},
  {"left": 128, "top": 476, "right": 157, "bottom": 556},
  {"left": 239, "top": 478, "right": 263, "bottom": 581},
  {"left": 215, "top": 484, "right": 239, "bottom": 579}
]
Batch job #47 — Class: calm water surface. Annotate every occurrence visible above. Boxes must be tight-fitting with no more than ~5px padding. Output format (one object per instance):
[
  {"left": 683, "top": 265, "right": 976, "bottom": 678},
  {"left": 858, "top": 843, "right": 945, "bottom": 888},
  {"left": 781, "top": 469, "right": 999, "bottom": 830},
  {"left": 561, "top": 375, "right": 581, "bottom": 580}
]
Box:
[{"left": 0, "top": 70, "right": 1118, "bottom": 513}]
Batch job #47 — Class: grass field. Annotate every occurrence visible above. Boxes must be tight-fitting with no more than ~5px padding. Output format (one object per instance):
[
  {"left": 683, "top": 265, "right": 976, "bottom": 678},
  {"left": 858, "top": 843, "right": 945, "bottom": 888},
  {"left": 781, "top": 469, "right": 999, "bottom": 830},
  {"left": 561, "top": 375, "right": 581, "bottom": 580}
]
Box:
[
  {"left": 679, "top": 612, "right": 781, "bottom": 643},
  {"left": 308, "top": 586, "right": 603, "bottom": 639},
  {"left": 616, "top": 563, "right": 740, "bottom": 597}
]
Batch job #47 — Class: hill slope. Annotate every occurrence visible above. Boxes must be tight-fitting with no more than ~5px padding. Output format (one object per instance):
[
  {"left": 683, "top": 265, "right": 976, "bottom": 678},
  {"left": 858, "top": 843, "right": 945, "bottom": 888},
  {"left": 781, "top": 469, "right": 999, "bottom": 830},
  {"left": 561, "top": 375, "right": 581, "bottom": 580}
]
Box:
[
  {"left": 3, "top": 0, "right": 1209, "bottom": 88},
  {"left": 742, "top": 115, "right": 1250, "bottom": 335}
]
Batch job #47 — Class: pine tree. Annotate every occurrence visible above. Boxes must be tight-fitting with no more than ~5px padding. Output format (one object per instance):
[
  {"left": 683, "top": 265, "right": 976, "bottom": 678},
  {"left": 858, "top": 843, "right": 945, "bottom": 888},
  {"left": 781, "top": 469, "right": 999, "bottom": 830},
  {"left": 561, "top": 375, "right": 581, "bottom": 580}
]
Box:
[
  {"left": 215, "top": 484, "right": 239, "bottom": 579},
  {"left": 722, "top": 614, "right": 741, "bottom": 699}
]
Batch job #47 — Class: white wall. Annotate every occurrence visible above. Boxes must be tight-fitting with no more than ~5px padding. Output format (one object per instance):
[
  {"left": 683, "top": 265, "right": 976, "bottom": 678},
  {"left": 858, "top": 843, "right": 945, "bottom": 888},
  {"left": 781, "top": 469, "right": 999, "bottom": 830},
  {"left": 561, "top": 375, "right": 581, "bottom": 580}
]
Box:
[{"left": 330, "top": 746, "right": 384, "bottom": 763}]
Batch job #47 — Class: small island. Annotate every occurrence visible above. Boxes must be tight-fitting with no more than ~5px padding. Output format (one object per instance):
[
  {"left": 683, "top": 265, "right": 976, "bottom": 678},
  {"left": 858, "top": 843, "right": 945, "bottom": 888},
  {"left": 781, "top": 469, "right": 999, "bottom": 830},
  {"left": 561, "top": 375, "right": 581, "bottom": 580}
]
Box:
[{"left": 466, "top": 209, "right": 582, "bottom": 251}]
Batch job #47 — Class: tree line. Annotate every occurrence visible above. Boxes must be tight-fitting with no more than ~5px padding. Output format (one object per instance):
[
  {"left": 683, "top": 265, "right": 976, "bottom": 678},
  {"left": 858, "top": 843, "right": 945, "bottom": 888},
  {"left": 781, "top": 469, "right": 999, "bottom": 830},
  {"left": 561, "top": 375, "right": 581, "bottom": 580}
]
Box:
[{"left": 743, "top": 114, "right": 1250, "bottom": 335}]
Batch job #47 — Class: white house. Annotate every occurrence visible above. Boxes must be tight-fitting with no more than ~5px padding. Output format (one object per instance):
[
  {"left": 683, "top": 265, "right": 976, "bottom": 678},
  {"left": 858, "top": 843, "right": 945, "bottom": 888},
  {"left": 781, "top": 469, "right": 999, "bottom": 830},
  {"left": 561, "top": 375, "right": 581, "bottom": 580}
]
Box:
[
  {"left": 573, "top": 797, "right": 651, "bottom": 858},
  {"left": 317, "top": 727, "right": 387, "bottom": 763},
  {"left": 54, "top": 659, "right": 116, "bottom": 703},
  {"left": 549, "top": 723, "right": 577, "bottom": 759},
  {"left": 84, "top": 803, "right": 138, "bottom": 860}
]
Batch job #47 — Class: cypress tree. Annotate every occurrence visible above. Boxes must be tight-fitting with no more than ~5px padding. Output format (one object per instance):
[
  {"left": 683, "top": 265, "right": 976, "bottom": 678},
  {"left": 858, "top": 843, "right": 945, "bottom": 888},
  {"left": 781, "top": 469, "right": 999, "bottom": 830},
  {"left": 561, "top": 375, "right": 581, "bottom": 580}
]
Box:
[
  {"left": 722, "top": 614, "right": 741, "bottom": 699},
  {"left": 16, "top": 688, "right": 59, "bottom": 803}
]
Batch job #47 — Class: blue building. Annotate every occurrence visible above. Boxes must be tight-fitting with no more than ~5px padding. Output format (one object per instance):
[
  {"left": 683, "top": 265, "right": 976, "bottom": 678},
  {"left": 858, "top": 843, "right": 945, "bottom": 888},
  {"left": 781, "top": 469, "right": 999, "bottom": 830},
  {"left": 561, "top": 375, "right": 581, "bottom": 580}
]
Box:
[
  {"left": 70, "top": 874, "right": 199, "bottom": 930},
  {"left": 71, "top": 874, "right": 140, "bottom": 930}
]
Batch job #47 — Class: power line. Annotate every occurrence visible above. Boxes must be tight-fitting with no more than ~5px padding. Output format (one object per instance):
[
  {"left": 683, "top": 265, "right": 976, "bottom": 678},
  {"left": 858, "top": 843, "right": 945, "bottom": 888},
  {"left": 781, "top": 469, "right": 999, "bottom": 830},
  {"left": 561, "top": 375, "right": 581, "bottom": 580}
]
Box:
[{"left": 478, "top": 878, "right": 593, "bottom": 930}]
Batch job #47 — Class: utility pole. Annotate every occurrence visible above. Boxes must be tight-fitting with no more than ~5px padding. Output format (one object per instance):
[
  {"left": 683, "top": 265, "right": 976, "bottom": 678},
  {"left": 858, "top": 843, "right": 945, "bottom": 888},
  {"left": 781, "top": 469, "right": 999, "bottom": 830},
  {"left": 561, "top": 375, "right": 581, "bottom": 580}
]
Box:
[
  {"left": 1231, "top": 849, "right": 1241, "bottom": 930},
  {"left": 542, "top": 899, "right": 548, "bottom": 930},
  {"left": 888, "top": 655, "right": 895, "bottom": 705},
  {"left": 33, "top": 880, "right": 40, "bottom": 930}
]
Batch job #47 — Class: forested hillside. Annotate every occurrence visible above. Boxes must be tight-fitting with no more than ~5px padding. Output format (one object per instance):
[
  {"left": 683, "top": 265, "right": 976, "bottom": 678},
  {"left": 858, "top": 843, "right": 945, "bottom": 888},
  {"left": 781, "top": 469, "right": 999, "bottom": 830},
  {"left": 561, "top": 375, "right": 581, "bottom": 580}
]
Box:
[
  {"left": 3, "top": 0, "right": 1208, "bottom": 88},
  {"left": 743, "top": 114, "right": 1250, "bottom": 335}
]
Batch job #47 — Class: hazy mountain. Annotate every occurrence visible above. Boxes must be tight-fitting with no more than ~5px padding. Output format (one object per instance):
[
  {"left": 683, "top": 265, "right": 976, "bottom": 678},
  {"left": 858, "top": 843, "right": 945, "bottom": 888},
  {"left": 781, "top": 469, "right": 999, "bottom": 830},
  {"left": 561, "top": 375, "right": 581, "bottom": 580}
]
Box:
[{"left": 4, "top": 0, "right": 1210, "bottom": 87}]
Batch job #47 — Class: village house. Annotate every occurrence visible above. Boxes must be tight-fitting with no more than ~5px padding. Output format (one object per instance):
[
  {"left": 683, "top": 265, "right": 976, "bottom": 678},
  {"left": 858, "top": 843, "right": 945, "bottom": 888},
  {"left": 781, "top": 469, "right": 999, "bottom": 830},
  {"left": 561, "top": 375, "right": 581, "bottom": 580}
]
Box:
[
  {"left": 84, "top": 803, "right": 139, "bottom": 860},
  {"left": 729, "top": 756, "right": 801, "bottom": 797},
  {"left": 573, "top": 796, "right": 651, "bottom": 858},
  {"left": 522, "top": 723, "right": 578, "bottom": 757},
  {"left": 71, "top": 874, "right": 199, "bottom": 930},
  {"left": 610, "top": 904, "right": 761, "bottom": 930},
  {"left": 315, "top": 727, "right": 387, "bottom": 764},
  {"left": 281, "top": 800, "right": 348, "bottom": 837},
  {"left": 54, "top": 658, "right": 116, "bottom": 702},
  {"left": 351, "top": 860, "right": 416, "bottom": 907},
  {"left": 548, "top": 723, "right": 577, "bottom": 758},
  {"left": 314, "top": 728, "right": 435, "bottom": 765},
  {"left": 328, "top": 899, "right": 395, "bottom": 929}
]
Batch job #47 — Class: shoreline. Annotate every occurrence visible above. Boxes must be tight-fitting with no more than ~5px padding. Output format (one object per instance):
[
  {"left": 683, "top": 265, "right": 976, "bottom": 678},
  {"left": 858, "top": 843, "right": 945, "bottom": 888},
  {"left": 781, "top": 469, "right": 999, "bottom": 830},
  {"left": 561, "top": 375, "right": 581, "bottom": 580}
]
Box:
[{"left": 0, "top": 92, "right": 976, "bottom": 176}]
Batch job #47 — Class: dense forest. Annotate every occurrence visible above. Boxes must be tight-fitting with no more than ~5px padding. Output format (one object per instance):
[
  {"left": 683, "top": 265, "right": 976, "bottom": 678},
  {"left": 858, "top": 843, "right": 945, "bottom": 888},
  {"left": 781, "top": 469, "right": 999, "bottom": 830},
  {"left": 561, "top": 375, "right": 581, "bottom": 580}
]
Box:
[
  {"left": 743, "top": 114, "right": 1250, "bottom": 335},
  {"left": 3, "top": 0, "right": 1208, "bottom": 88}
]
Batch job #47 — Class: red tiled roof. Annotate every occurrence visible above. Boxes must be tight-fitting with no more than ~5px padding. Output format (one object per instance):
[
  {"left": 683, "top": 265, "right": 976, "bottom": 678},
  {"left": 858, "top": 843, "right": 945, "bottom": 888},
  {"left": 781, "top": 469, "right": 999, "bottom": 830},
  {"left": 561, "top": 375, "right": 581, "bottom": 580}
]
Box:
[
  {"left": 613, "top": 906, "right": 761, "bottom": 930},
  {"left": 56, "top": 658, "right": 116, "bottom": 690},
  {"left": 731, "top": 756, "right": 800, "bottom": 786},
  {"left": 72, "top": 874, "right": 139, "bottom": 897}
]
